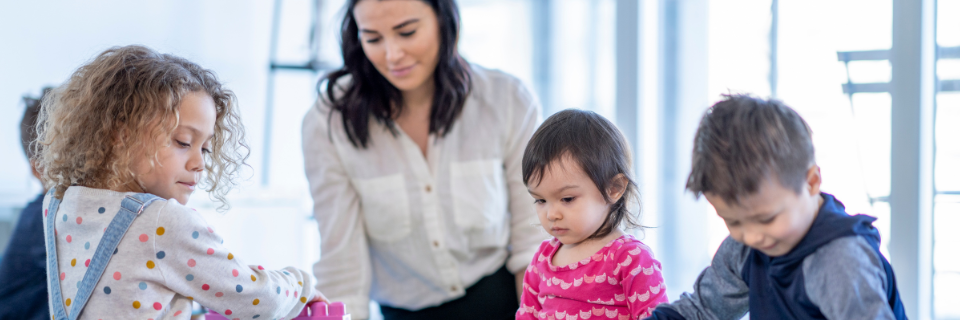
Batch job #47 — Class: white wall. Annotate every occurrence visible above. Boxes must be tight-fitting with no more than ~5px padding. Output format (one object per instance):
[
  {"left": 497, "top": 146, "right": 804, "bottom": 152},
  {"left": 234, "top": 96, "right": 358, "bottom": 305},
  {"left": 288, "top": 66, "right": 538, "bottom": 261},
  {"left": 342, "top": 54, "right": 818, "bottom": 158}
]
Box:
[{"left": 0, "top": 0, "right": 274, "bottom": 201}]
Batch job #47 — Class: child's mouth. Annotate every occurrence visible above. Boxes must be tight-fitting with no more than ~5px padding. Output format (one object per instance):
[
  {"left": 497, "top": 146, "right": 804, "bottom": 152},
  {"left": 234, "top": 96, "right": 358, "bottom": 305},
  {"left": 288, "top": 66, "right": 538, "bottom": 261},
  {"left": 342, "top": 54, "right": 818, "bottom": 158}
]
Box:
[
  {"left": 178, "top": 181, "right": 196, "bottom": 191},
  {"left": 551, "top": 227, "right": 569, "bottom": 235}
]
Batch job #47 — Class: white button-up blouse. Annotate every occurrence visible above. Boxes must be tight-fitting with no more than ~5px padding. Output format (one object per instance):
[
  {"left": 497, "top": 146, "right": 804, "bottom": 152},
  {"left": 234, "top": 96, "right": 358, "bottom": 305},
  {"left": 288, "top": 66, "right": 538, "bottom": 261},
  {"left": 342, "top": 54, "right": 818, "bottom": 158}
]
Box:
[{"left": 301, "top": 65, "right": 546, "bottom": 319}]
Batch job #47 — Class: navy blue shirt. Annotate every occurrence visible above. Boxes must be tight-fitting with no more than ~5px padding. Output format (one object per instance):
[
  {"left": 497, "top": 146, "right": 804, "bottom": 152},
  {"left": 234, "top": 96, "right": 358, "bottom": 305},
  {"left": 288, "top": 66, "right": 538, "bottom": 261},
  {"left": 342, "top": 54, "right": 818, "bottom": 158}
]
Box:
[{"left": 0, "top": 192, "right": 50, "bottom": 320}]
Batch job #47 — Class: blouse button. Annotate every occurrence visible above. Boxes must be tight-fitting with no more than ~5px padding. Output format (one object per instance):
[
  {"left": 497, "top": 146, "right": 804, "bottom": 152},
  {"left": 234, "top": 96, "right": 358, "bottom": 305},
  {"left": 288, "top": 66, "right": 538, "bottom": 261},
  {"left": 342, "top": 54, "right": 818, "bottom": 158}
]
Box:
[
  {"left": 450, "top": 286, "right": 457, "bottom": 292},
  {"left": 425, "top": 185, "right": 432, "bottom": 193},
  {"left": 433, "top": 241, "right": 439, "bottom": 247}
]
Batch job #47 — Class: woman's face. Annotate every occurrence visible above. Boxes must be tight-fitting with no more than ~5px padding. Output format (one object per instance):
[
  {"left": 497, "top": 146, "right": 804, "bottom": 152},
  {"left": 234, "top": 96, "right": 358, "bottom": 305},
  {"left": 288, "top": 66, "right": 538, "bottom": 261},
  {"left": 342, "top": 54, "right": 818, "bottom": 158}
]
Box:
[{"left": 354, "top": 0, "right": 442, "bottom": 94}]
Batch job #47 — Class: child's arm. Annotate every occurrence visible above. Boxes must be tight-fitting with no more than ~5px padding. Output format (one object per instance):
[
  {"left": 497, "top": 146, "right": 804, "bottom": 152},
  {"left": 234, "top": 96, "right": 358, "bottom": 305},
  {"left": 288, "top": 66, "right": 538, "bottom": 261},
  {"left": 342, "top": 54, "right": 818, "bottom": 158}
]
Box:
[
  {"left": 516, "top": 263, "right": 543, "bottom": 320},
  {"left": 619, "top": 243, "right": 668, "bottom": 319},
  {"left": 154, "top": 204, "right": 316, "bottom": 319},
  {"left": 802, "top": 236, "right": 897, "bottom": 319},
  {"left": 644, "top": 237, "right": 750, "bottom": 320}
]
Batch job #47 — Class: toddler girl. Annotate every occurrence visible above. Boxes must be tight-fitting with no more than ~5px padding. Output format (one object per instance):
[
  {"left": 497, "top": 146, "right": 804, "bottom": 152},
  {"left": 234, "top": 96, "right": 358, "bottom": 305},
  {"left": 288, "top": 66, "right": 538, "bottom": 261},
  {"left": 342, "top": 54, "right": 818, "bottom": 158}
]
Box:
[
  {"left": 516, "top": 109, "right": 668, "bottom": 320},
  {"left": 35, "top": 45, "right": 323, "bottom": 319}
]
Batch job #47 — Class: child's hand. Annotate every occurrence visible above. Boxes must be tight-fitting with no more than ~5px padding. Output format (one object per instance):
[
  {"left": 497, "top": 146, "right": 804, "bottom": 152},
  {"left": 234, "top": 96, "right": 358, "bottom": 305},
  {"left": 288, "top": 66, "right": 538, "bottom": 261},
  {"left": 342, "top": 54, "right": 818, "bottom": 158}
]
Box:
[{"left": 309, "top": 291, "right": 329, "bottom": 304}]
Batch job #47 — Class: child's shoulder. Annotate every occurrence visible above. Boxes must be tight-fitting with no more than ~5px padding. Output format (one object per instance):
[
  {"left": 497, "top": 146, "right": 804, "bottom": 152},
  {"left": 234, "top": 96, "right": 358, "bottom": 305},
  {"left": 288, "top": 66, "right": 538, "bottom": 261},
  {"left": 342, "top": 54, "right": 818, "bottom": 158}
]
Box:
[
  {"left": 125, "top": 195, "right": 215, "bottom": 233},
  {"left": 807, "top": 235, "right": 882, "bottom": 268},
  {"left": 536, "top": 237, "right": 560, "bottom": 251},
  {"left": 609, "top": 234, "right": 656, "bottom": 260}
]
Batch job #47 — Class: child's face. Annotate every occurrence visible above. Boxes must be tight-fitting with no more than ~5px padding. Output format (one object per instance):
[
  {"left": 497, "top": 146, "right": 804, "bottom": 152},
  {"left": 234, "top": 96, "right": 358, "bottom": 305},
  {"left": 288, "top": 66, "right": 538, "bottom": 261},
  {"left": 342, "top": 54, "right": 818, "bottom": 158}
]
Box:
[
  {"left": 528, "top": 156, "right": 620, "bottom": 247},
  {"left": 135, "top": 92, "right": 216, "bottom": 205},
  {"left": 705, "top": 167, "right": 822, "bottom": 257}
]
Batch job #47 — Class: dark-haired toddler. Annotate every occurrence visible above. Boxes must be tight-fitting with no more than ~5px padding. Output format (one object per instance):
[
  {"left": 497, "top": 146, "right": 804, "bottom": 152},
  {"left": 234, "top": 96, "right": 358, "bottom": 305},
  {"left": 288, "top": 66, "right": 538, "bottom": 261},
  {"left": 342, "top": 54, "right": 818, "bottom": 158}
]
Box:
[
  {"left": 517, "top": 109, "right": 668, "bottom": 320},
  {"left": 646, "top": 95, "right": 906, "bottom": 320}
]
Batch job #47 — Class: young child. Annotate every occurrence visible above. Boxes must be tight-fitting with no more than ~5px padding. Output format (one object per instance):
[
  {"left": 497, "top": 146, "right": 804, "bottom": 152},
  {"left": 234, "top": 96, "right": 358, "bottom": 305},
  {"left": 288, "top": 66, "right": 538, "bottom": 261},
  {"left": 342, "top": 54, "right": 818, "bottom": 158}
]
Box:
[
  {"left": 0, "top": 87, "right": 53, "bottom": 320},
  {"left": 517, "top": 109, "right": 668, "bottom": 320},
  {"left": 645, "top": 95, "right": 906, "bottom": 320},
  {"left": 35, "top": 45, "right": 324, "bottom": 319}
]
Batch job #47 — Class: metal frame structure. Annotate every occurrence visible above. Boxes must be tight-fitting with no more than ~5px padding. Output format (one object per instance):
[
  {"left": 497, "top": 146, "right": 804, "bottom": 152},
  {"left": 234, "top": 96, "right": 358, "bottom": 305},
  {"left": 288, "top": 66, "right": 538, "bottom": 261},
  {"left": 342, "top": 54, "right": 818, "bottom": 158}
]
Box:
[
  {"left": 891, "top": 0, "right": 935, "bottom": 318},
  {"left": 836, "top": 2, "right": 955, "bottom": 317},
  {"left": 262, "top": 0, "right": 336, "bottom": 185},
  {"left": 838, "top": 46, "right": 960, "bottom": 96},
  {"left": 616, "top": 0, "right": 641, "bottom": 176}
]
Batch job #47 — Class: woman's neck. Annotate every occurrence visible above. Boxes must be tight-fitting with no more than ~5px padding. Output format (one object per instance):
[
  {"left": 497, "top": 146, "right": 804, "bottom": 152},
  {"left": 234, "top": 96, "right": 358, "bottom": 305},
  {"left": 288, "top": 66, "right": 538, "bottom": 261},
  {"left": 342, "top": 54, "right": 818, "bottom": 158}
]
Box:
[{"left": 399, "top": 76, "right": 435, "bottom": 116}]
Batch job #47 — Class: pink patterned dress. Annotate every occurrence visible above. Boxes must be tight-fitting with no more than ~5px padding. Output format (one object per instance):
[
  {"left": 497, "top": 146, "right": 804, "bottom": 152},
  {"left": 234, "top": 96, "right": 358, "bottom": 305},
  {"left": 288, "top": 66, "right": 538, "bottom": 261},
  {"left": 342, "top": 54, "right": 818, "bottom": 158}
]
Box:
[{"left": 516, "top": 235, "right": 668, "bottom": 320}]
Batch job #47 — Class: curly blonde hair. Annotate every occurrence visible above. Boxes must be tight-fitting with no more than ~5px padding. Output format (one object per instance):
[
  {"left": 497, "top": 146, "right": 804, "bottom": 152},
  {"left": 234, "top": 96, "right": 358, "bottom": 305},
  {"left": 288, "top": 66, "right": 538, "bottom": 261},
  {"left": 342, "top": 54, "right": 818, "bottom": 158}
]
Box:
[{"left": 35, "top": 45, "right": 249, "bottom": 210}]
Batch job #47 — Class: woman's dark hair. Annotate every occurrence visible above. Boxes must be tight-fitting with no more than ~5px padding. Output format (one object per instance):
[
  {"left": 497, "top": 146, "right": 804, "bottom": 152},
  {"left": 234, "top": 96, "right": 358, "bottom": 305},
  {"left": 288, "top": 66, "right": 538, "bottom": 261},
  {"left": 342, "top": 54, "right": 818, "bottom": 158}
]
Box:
[
  {"left": 522, "top": 109, "right": 642, "bottom": 240},
  {"left": 686, "top": 94, "right": 815, "bottom": 204},
  {"left": 321, "top": 0, "right": 472, "bottom": 148}
]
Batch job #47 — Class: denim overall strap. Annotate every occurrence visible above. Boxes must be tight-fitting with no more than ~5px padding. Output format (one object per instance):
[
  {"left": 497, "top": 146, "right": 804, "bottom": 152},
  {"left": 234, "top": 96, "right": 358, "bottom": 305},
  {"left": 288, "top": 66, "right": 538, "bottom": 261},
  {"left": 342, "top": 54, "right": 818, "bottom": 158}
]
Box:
[
  {"left": 45, "top": 191, "right": 162, "bottom": 320},
  {"left": 45, "top": 188, "right": 68, "bottom": 320}
]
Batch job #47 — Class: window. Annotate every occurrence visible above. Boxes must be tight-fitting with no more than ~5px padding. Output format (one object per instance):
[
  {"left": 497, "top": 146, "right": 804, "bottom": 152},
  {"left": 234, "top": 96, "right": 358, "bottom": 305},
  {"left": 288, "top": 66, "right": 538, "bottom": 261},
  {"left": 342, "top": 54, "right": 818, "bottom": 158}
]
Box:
[
  {"left": 934, "top": 1, "right": 960, "bottom": 318},
  {"left": 779, "top": 0, "right": 894, "bottom": 258},
  {"left": 459, "top": 0, "right": 617, "bottom": 119}
]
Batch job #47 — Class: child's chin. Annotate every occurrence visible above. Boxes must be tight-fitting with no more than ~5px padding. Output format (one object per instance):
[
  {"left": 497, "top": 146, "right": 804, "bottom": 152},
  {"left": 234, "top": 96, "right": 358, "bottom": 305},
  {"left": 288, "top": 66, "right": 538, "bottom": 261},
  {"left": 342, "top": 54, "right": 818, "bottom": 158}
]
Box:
[
  {"left": 555, "top": 236, "right": 585, "bottom": 246},
  {"left": 755, "top": 245, "right": 789, "bottom": 257},
  {"left": 173, "top": 194, "right": 191, "bottom": 205}
]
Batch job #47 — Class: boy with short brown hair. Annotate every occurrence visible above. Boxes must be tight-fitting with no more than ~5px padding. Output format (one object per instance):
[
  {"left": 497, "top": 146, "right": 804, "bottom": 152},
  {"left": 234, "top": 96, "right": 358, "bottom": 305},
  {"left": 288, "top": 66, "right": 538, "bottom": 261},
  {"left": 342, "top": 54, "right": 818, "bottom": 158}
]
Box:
[
  {"left": 0, "top": 88, "right": 52, "bottom": 320},
  {"left": 646, "top": 94, "right": 906, "bottom": 320}
]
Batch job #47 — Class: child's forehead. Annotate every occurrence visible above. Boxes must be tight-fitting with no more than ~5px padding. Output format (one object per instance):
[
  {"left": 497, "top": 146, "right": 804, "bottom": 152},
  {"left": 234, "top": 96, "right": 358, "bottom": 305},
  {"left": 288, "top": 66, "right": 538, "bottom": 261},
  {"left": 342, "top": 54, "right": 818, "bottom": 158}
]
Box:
[
  {"left": 541, "top": 155, "right": 589, "bottom": 179},
  {"left": 529, "top": 156, "right": 594, "bottom": 191},
  {"left": 709, "top": 176, "right": 796, "bottom": 215},
  {"left": 176, "top": 92, "right": 217, "bottom": 122}
]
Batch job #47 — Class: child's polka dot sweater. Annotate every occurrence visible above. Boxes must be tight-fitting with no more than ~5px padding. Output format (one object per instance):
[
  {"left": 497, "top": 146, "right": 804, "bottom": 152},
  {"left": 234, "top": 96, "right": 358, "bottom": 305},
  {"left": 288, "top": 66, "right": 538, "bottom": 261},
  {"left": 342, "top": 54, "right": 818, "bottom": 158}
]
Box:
[{"left": 43, "top": 186, "right": 315, "bottom": 319}]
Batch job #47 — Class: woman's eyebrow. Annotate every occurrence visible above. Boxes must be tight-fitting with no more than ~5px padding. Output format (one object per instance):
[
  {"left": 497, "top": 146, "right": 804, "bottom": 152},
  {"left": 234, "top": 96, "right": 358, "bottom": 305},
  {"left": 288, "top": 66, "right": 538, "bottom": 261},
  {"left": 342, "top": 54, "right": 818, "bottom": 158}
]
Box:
[
  {"left": 360, "top": 19, "right": 420, "bottom": 35},
  {"left": 393, "top": 18, "right": 420, "bottom": 30}
]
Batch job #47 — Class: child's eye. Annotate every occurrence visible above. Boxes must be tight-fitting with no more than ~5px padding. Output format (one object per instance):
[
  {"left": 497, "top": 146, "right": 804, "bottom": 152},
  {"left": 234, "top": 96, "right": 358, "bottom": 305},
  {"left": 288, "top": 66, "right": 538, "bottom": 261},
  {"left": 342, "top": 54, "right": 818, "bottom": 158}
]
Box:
[
  {"left": 400, "top": 30, "right": 416, "bottom": 37},
  {"left": 365, "top": 37, "right": 381, "bottom": 44},
  {"left": 176, "top": 140, "right": 190, "bottom": 148},
  {"left": 760, "top": 216, "right": 777, "bottom": 224},
  {"left": 201, "top": 148, "right": 212, "bottom": 154},
  {"left": 533, "top": 199, "right": 545, "bottom": 205},
  {"left": 561, "top": 197, "right": 575, "bottom": 203}
]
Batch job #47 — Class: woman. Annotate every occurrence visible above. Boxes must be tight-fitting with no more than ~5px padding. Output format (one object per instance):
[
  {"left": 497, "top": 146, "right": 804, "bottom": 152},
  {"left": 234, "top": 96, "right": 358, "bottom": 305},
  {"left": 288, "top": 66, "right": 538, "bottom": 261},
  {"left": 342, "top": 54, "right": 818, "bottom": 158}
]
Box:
[{"left": 301, "top": 0, "right": 543, "bottom": 319}]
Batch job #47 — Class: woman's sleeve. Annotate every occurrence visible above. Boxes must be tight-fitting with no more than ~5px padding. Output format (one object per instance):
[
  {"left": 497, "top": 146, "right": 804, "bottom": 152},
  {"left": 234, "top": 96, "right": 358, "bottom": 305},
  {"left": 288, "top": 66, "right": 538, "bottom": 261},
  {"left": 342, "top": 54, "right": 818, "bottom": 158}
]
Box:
[
  {"left": 516, "top": 246, "right": 545, "bottom": 320},
  {"left": 620, "top": 243, "right": 669, "bottom": 319},
  {"left": 301, "top": 103, "right": 373, "bottom": 319},
  {"left": 153, "top": 203, "right": 315, "bottom": 319},
  {"left": 503, "top": 79, "right": 546, "bottom": 274}
]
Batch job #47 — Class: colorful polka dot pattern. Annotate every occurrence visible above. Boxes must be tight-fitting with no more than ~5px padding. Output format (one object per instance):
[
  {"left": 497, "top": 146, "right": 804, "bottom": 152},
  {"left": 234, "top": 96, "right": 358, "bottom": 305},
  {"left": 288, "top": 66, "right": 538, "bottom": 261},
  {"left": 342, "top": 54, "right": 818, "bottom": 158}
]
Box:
[{"left": 50, "top": 191, "right": 314, "bottom": 318}]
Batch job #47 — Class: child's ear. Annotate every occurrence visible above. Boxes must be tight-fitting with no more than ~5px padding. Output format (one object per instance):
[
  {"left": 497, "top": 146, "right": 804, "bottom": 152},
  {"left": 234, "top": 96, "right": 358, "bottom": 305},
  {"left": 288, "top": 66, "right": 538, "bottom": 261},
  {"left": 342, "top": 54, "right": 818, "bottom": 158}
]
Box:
[
  {"left": 606, "top": 173, "right": 628, "bottom": 203},
  {"left": 805, "top": 165, "right": 821, "bottom": 196},
  {"left": 30, "top": 160, "right": 42, "bottom": 182}
]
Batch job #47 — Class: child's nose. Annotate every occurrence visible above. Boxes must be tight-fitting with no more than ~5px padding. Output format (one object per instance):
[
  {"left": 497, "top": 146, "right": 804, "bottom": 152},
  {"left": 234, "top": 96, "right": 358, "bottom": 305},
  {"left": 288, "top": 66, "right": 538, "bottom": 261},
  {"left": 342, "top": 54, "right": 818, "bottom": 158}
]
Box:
[
  {"left": 188, "top": 150, "right": 204, "bottom": 172},
  {"left": 546, "top": 204, "right": 562, "bottom": 221},
  {"left": 742, "top": 230, "right": 765, "bottom": 248}
]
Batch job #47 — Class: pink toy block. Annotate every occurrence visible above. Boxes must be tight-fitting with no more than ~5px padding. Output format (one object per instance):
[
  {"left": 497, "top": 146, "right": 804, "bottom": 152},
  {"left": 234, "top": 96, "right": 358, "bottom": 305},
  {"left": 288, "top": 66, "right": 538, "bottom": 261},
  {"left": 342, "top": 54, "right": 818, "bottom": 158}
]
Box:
[
  {"left": 203, "top": 301, "right": 350, "bottom": 320},
  {"left": 292, "top": 301, "right": 351, "bottom": 320},
  {"left": 203, "top": 310, "right": 230, "bottom": 320}
]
